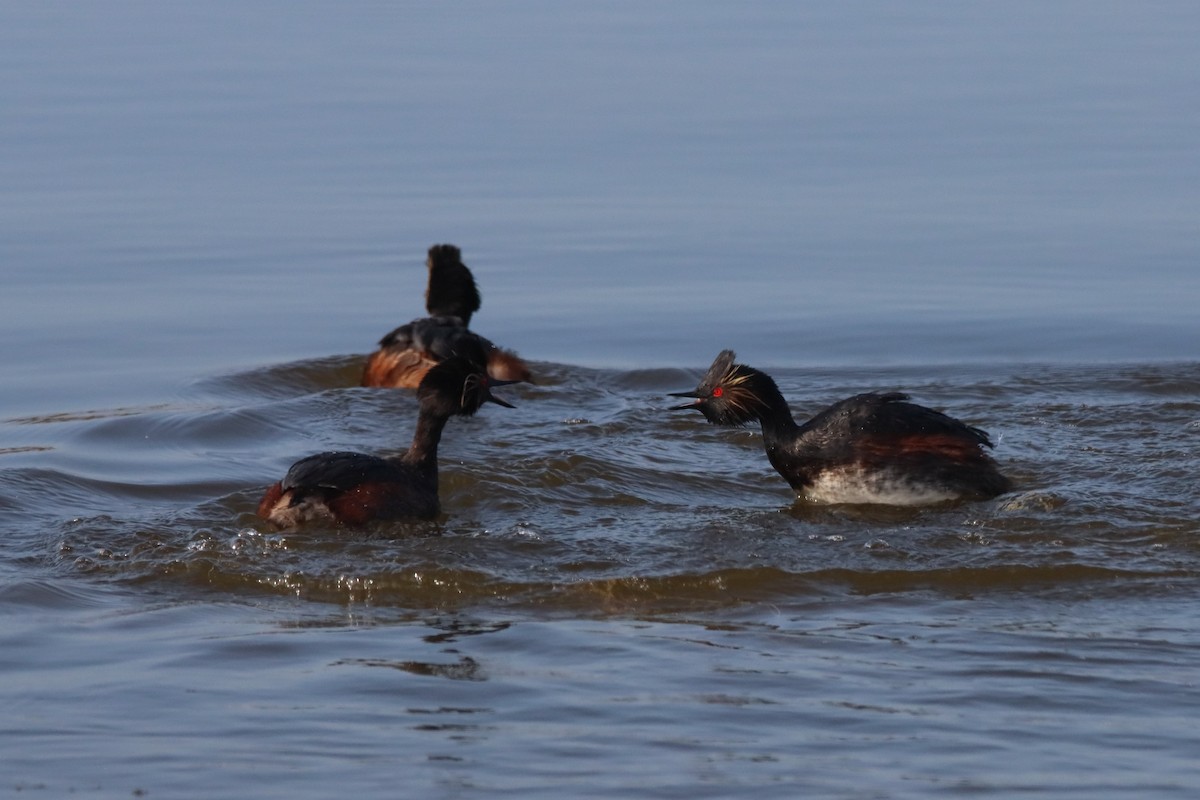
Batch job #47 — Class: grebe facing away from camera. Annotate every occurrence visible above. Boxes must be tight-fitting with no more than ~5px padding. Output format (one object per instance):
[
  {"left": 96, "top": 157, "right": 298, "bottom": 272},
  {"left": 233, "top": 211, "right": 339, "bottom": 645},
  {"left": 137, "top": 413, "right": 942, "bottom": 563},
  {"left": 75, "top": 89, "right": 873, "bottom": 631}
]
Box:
[
  {"left": 361, "top": 244, "right": 532, "bottom": 389},
  {"left": 669, "top": 350, "right": 1011, "bottom": 506},
  {"left": 259, "top": 357, "right": 514, "bottom": 527}
]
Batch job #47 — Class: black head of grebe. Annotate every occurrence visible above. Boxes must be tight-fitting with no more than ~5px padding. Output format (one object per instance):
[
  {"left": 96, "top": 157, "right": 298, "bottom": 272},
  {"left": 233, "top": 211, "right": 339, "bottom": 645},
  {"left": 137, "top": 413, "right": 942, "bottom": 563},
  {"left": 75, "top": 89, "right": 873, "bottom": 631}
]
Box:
[
  {"left": 670, "top": 350, "right": 1011, "bottom": 506},
  {"left": 259, "top": 356, "right": 515, "bottom": 528},
  {"left": 361, "top": 244, "right": 532, "bottom": 389},
  {"left": 669, "top": 349, "right": 783, "bottom": 426}
]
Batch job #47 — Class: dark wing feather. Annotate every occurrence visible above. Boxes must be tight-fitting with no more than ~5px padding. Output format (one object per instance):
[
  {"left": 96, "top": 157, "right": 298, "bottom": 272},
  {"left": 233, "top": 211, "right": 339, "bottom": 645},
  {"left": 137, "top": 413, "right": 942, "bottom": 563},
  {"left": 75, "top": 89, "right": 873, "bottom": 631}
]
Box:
[
  {"left": 792, "top": 392, "right": 1008, "bottom": 497},
  {"left": 377, "top": 317, "right": 492, "bottom": 365},
  {"left": 280, "top": 451, "right": 401, "bottom": 495},
  {"left": 803, "top": 392, "right": 995, "bottom": 449}
]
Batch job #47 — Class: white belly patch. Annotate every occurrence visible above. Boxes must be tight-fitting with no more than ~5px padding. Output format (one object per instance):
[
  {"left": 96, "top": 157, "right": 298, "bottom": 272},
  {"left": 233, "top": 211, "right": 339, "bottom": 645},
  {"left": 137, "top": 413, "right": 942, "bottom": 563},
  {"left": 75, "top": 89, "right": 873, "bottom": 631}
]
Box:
[{"left": 801, "top": 467, "right": 960, "bottom": 506}]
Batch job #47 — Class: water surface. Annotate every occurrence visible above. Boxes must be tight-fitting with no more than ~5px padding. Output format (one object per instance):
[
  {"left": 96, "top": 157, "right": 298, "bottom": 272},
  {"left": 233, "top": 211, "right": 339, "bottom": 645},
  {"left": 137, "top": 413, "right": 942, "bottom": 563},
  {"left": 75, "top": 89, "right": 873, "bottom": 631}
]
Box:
[{"left": 3, "top": 2, "right": 1200, "bottom": 797}]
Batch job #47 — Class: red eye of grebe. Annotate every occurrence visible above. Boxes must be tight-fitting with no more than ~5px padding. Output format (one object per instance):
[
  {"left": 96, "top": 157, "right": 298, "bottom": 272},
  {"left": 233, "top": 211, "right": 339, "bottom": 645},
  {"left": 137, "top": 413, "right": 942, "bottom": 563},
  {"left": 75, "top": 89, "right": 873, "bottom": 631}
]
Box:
[{"left": 712, "top": 386, "right": 724, "bottom": 398}]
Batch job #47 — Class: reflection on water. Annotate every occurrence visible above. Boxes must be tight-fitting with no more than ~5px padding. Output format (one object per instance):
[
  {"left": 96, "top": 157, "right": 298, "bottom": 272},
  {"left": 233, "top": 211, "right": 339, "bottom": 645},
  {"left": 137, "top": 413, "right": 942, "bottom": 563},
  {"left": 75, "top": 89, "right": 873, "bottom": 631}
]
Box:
[{"left": 340, "top": 655, "right": 489, "bottom": 682}]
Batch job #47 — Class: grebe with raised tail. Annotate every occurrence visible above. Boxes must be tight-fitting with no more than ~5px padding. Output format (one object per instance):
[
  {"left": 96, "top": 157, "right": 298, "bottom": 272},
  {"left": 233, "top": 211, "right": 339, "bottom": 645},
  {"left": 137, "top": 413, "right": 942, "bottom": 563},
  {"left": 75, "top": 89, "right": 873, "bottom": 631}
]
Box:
[
  {"left": 361, "top": 244, "right": 531, "bottom": 389},
  {"left": 260, "top": 356, "right": 514, "bottom": 527},
  {"left": 669, "top": 350, "right": 1010, "bottom": 505}
]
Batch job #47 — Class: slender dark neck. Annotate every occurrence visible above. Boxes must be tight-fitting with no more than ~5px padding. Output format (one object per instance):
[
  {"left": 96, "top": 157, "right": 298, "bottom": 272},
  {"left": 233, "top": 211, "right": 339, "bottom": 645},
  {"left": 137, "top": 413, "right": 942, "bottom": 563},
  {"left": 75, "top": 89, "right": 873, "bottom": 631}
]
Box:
[
  {"left": 747, "top": 382, "right": 814, "bottom": 492},
  {"left": 750, "top": 383, "right": 801, "bottom": 443},
  {"left": 401, "top": 409, "right": 451, "bottom": 476}
]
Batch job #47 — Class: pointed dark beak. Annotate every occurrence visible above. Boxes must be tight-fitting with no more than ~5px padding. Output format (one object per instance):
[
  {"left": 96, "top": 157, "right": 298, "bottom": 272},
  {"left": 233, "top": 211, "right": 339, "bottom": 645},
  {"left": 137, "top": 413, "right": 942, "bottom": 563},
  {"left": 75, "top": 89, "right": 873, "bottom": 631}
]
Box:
[
  {"left": 485, "top": 378, "right": 518, "bottom": 409},
  {"left": 485, "top": 388, "right": 516, "bottom": 409},
  {"left": 667, "top": 390, "right": 703, "bottom": 411}
]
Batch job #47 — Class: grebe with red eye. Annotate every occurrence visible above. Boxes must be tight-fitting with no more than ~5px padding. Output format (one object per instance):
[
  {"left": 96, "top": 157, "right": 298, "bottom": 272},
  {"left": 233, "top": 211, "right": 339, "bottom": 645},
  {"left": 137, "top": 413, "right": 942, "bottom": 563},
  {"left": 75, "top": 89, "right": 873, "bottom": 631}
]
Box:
[
  {"left": 259, "top": 355, "right": 515, "bottom": 528},
  {"left": 361, "top": 244, "right": 532, "bottom": 389},
  {"left": 669, "top": 350, "right": 1011, "bottom": 505}
]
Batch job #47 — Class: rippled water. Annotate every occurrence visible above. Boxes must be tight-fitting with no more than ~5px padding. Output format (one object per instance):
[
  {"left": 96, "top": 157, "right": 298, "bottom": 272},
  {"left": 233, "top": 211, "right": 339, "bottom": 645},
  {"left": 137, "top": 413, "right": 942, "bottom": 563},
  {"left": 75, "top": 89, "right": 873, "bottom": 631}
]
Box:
[
  {"left": 5, "top": 357, "right": 1200, "bottom": 796},
  {"left": 4, "top": 1, "right": 1200, "bottom": 797},
  {"left": 14, "top": 358, "right": 1200, "bottom": 608}
]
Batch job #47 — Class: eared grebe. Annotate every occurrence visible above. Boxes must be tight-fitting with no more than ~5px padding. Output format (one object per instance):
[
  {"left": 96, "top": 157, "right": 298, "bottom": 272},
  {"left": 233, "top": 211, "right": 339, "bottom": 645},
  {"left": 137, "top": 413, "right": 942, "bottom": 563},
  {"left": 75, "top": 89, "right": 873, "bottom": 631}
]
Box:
[
  {"left": 361, "top": 244, "right": 532, "bottom": 389},
  {"left": 669, "top": 350, "right": 1010, "bottom": 505},
  {"left": 259, "top": 356, "right": 514, "bottom": 527}
]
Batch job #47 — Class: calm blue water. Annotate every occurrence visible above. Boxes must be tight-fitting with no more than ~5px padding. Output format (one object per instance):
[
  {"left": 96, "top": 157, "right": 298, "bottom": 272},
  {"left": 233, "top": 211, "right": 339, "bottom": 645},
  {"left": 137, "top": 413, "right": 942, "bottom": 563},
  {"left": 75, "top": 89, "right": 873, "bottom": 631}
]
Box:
[{"left": 3, "top": 2, "right": 1200, "bottom": 797}]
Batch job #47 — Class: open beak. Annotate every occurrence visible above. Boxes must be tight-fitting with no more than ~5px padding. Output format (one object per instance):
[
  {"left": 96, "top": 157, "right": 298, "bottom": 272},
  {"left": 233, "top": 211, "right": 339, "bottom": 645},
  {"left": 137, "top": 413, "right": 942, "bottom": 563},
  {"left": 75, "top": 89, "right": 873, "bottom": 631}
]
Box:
[
  {"left": 667, "top": 390, "right": 703, "bottom": 411},
  {"left": 485, "top": 378, "right": 518, "bottom": 409}
]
